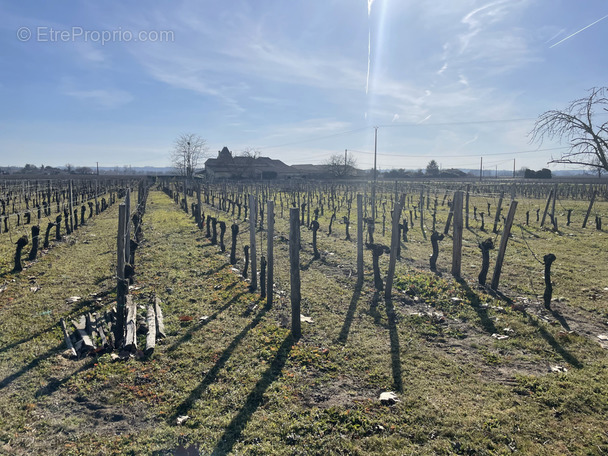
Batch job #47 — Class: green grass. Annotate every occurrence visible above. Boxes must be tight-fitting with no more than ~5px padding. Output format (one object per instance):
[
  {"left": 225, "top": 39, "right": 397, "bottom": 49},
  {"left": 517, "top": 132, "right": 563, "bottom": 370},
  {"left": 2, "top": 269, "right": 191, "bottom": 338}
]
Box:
[{"left": 0, "top": 187, "right": 607, "bottom": 455}]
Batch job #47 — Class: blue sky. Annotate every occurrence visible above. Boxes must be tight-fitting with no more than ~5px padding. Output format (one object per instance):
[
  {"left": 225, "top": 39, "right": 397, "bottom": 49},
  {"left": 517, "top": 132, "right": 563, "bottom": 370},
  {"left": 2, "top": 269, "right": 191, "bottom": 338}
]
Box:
[{"left": 1, "top": 0, "right": 607, "bottom": 171}]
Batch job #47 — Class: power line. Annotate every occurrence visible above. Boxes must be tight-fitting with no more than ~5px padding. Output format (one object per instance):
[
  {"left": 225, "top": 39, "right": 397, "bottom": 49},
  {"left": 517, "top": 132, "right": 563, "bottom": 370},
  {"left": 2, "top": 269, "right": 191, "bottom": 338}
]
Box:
[
  {"left": 377, "top": 117, "right": 537, "bottom": 128},
  {"left": 258, "top": 117, "right": 544, "bottom": 151},
  {"left": 345, "top": 146, "right": 569, "bottom": 159},
  {"left": 260, "top": 126, "right": 370, "bottom": 150}
]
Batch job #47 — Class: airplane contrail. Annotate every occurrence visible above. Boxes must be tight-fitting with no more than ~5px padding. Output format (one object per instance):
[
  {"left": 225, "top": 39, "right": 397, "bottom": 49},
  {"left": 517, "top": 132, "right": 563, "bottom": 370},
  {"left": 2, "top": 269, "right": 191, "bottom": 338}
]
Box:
[
  {"left": 550, "top": 13, "right": 608, "bottom": 48},
  {"left": 366, "top": 0, "right": 375, "bottom": 94}
]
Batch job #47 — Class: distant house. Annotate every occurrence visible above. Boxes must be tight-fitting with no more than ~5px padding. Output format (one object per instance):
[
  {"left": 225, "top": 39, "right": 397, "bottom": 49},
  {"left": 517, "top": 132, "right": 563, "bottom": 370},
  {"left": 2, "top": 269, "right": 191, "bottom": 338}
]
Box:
[
  {"left": 204, "top": 147, "right": 299, "bottom": 180},
  {"left": 291, "top": 164, "right": 332, "bottom": 179},
  {"left": 292, "top": 164, "right": 366, "bottom": 179}
]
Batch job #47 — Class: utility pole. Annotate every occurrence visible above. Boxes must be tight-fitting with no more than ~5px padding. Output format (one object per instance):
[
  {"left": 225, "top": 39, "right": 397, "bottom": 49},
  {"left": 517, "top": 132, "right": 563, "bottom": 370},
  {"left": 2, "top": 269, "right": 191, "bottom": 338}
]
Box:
[
  {"left": 495, "top": 165, "right": 498, "bottom": 179},
  {"left": 479, "top": 157, "right": 483, "bottom": 181},
  {"left": 96, "top": 162, "right": 99, "bottom": 175},
  {"left": 513, "top": 159, "right": 516, "bottom": 178}
]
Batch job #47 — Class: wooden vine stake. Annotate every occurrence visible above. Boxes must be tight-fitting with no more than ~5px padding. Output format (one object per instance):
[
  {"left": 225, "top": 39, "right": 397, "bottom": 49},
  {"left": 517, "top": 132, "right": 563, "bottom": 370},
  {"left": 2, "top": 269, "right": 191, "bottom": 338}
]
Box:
[
  {"left": 60, "top": 318, "right": 77, "bottom": 358},
  {"left": 196, "top": 183, "right": 202, "bottom": 228},
  {"left": 69, "top": 180, "right": 74, "bottom": 232},
  {"left": 125, "top": 189, "right": 131, "bottom": 268},
  {"left": 267, "top": 200, "right": 274, "bottom": 307},
  {"left": 145, "top": 305, "right": 156, "bottom": 355},
  {"left": 357, "top": 194, "right": 364, "bottom": 284},
  {"left": 543, "top": 254, "right": 556, "bottom": 309},
  {"left": 582, "top": 191, "right": 596, "bottom": 228},
  {"left": 249, "top": 194, "right": 257, "bottom": 291},
  {"left": 550, "top": 184, "right": 557, "bottom": 224},
  {"left": 540, "top": 188, "right": 553, "bottom": 227},
  {"left": 492, "top": 191, "right": 504, "bottom": 233},
  {"left": 115, "top": 203, "right": 127, "bottom": 347},
  {"left": 465, "top": 184, "right": 470, "bottom": 229},
  {"left": 289, "top": 207, "right": 301, "bottom": 339},
  {"left": 419, "top": 188, "right": 426, "bottom": 239},
  {"left": 490, "top": 200, "right": 518, "bottom": 291},
  {"left": 311, "top": 220, "right": 320, "bottom": 259},
  {"left": 385, "top": 194, "right": 404, "bottom": 299},
  {"left": 451, "top": 191, "right": 464, "bottom": 278}
]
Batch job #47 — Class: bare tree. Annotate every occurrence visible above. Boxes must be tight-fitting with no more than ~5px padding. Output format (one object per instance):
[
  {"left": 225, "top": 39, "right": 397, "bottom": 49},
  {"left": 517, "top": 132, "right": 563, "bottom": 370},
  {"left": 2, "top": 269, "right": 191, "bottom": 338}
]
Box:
[
  {"left": 530, "top": 87, "right": 608, "bottom": 172},
  {"left": 171, "top": 133, "right": 208, "bottom": 179},
  {"left": 240, "top": 147, "right": 260, "bottom": 159},
  {"left": 324, "top": 152, "right": 357, "bottom": 178},
  {"left": 231, "top": 147, "right": 261, "bottom": 179}
]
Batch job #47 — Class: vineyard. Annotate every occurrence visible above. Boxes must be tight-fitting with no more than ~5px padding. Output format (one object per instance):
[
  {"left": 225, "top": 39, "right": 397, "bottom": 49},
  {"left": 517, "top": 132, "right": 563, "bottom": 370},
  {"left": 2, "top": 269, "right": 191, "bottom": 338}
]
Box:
[{"left": 0, "top": 176, "right": 607, "bottom": 455}]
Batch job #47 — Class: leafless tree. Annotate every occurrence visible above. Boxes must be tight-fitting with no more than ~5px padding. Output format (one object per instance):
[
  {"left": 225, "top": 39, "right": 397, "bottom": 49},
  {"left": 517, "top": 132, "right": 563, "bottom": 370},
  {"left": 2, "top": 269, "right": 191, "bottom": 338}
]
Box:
[
  {"left": 232, "top": 147, "right": 261, "bottom": 179},
  {"left": 240, "top": 147, "right": 260, "bottom": 159},
  {"left": 530, "top": 87, "right": 608, "bottom": 172},
  {"left": 324, "top": 152, "right": 357, "bottom": 178},
  {"left": 171, "top": 133, "right": 208, "bottom": 179}
]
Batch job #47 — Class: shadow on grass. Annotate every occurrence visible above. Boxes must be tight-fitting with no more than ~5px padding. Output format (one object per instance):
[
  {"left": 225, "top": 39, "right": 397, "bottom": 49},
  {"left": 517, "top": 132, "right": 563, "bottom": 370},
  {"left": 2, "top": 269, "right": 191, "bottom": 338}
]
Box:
[
  {"left": 166, "top": 292, "right": 246, "bottom": 354},
  {"left": 456, "top": 278, "right": 498, "bottom": 335},
  {"left": 385, "top": 297, "right": 403, "bottom": 393},
  {"left": 300, "top": 256, "right": 317, "bottom": 271},
  {"left": 0, "top": 323, "right": 58, "bottom": 355},
  {"left": 368, "top": 291, "right": 385, "bottom": 328},
  {"left": 35, "top": 358, "right": 97, "bottom": 398},
  {"left": 68, "top": 288, "right": 117, "bottom": 315},
  {"left": 222, "top": 280, "right": 240, "bottom": 293},
  {"left": 210, "top": 335, "right": 294, "bottom": 456},
  {"left": 94, "top": 275, "right": 113, "bottom": 286},
  {"left": 337, "top": 281, "right": 362, "bottom": 344},
  {"left": 170, "top": 300, "right": 269, "bottom": 422},
  {"left": 202, "top": 262, "right": 230, "bottom": 277},
  {"left": 523, "top": 310, "right": 582, "bottom": 369},
  {"left": 0, "top": 343, "right": 63, "bottom": 390},
  {"left": 469, "top": 281, "right": 581, "bottom": 368},
  {"left": 549, "top": 307, "right": 571, "bottom": 331},
  {"left": 368, "top": 290, "right": 403, "bottom": 393},
  {"left": 516, "top": 224, "right": 542, "bottom": 239},
  {"left": 0, "top": 270, "right": 16, "bottom": 279}
]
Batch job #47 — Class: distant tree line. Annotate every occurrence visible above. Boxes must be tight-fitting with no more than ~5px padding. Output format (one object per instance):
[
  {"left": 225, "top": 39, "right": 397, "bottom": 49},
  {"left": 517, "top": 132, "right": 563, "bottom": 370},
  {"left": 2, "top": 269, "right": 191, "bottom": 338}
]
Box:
[
  {"left": 14, "top": 164, "right": 95, "bottom": 175},
  {"left": 383, "top": 160, "right": 467, "bottom": 179},
  {"left": 523, "top": 168, "right": 552, "bottom": 179}
]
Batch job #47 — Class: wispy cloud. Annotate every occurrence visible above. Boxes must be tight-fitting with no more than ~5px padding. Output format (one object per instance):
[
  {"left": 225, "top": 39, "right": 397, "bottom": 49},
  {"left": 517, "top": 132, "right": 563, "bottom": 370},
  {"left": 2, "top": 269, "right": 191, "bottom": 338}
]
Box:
[
  {"left": 260, "top": 118, "right": 354, "bottom": 145},
  {"left": 549, "top": 14, "right": 608, "bottom": 48},
  {"left": 73, "top": 43, "right": 107, "bottom": 65},
  {"left": 459, "top": 0, "right": 510, "bottom": 54},
  {"left": 63, "top": 87, "right": 133, "bottom": 108},
  {"left": 544, "top": 28, "right": 566, "bottom": 44},
  {"left": 457, "top": 134, "right": 479, "bottom": 150},
  {"left": 114, "top": 1, "right": 525, "bottom": 128}
]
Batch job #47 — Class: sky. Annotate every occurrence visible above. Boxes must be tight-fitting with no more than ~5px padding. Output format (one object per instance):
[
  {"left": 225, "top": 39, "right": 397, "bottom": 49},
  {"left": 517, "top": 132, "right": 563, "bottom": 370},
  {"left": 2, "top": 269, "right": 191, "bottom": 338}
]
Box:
[{"left": 1, "top": 0, "right": 607, "bottom": 172}]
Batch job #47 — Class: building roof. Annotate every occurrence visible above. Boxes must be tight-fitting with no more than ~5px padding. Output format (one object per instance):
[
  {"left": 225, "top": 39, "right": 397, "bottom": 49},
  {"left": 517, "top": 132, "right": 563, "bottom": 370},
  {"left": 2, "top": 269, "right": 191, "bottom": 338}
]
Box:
[{"left": 205, "top": 149, "right": 297, "bottom": 177}]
